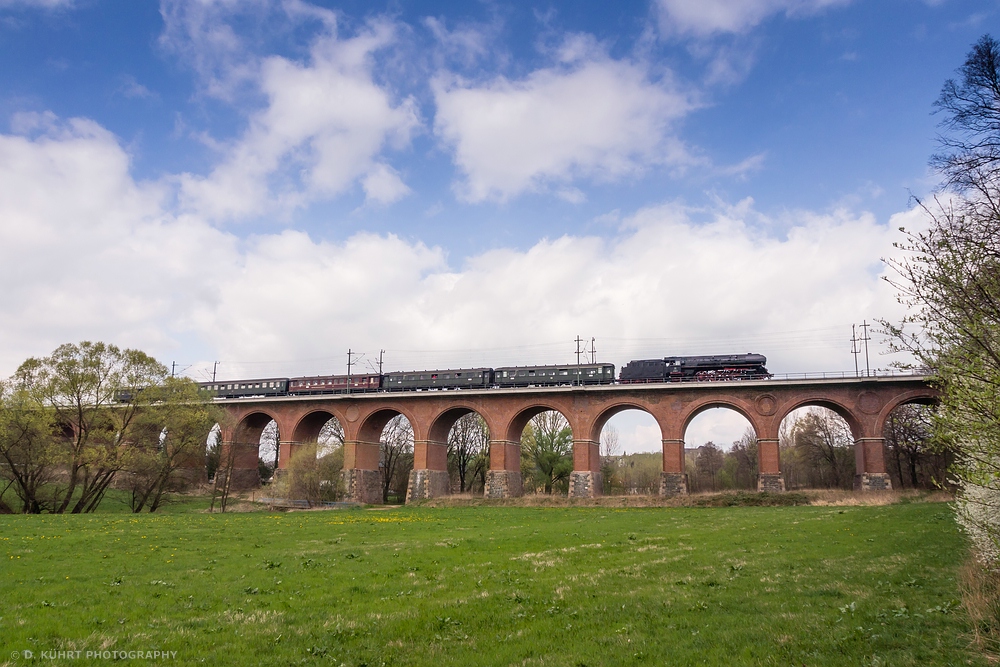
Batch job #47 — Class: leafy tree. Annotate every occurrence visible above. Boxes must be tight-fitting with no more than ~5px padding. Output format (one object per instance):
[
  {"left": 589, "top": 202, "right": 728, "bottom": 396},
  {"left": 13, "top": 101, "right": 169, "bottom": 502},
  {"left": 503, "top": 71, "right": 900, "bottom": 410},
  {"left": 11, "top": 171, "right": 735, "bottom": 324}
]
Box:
[
  {"left": 13, "top": 342, "right": 167, "bottom": 513},
  {"left": 124, "top": 377, "right": 222, "bottom": 512},
  {"left": 521, "top": 411, "right": 573, "bottom": 494},
  {"left": 0, "top": 380, "right": 64, "bottom": 513},
  {"left": 882, "top": 34, "right": 1000, "bottom": 566}
]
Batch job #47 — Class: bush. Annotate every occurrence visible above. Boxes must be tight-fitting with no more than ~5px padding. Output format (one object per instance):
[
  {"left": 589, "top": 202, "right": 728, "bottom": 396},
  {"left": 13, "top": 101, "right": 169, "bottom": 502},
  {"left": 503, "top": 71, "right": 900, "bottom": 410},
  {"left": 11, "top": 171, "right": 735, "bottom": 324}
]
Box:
[
  {"left": 961, "top": 556, "right": 1000, "bottom": 658},
  {"left": 268, "top": 444, "right": 344, "bottom": 503}
]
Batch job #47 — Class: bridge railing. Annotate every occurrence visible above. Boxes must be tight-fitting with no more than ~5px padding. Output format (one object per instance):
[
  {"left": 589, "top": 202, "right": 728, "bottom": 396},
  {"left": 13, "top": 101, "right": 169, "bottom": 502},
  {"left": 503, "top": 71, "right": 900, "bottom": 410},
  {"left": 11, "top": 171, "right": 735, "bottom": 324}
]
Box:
[{"left": 766, "top": 369, "right": 929, "bottom": 382}]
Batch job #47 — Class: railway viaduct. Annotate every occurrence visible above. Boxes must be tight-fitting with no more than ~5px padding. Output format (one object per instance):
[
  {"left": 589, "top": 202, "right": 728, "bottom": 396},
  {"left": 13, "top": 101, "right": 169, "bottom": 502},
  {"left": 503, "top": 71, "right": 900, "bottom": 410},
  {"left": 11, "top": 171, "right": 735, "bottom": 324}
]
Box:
[{"left": 215, "top": 374, "right": 935, "bottom": 503}]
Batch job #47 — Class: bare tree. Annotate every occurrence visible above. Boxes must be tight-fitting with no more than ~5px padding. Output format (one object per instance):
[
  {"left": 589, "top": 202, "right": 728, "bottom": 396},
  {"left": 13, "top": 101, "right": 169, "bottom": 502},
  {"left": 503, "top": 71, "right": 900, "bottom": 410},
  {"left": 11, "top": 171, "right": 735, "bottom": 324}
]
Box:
[
  {"left": 210, "top": 417, "right": 244, "bottom": 513},
  {"left": 729, "top": 428, "right": 759, "bottom": 490},
  {"left": 448, "top": 413, "right": 489, "bottom": 492},
  {"left": 695, "top": 443, "right": 725, "bottom": 491},
  {"left": 380, "top": 415, "right": 413, "bottom": 502},
  {"left": 791, "top": 409, "right": 855, "bottom": 489},
  {"left": 600, "top": 425, "right": 621, "bottom": 494}
]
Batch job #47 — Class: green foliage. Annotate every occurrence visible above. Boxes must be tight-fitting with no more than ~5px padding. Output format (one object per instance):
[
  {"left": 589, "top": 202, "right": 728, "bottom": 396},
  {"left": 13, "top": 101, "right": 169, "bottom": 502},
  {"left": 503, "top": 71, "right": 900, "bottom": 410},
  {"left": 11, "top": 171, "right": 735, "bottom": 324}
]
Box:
[
  {"left": 521, "top": 412, "right": 573, "bottom": 494},
  {"left": 0, "top": 342, "right": 219, "bottom": 514},
  {"left": 882, "top": 34, "right": 1000, "bottom": 569},
  {"left": 268, "top": 444, "right": 345, "bottom": 503},
  {"left": 0, "top": 503, "right": 984, "bottom": 666}
]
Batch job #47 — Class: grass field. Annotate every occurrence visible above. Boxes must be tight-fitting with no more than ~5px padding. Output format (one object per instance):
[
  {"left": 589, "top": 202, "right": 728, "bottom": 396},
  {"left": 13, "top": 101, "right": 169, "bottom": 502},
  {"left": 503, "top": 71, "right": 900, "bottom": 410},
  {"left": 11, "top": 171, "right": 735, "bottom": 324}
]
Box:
[{"left": 0, "top": 500, "right": 984, "bottom": 666}]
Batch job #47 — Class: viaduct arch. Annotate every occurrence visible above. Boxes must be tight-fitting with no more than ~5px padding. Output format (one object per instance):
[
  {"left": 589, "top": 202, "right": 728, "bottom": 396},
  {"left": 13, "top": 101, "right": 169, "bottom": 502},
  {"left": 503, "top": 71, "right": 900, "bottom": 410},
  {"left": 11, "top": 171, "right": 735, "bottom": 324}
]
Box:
[{"left": 217, "top": 375, "right": 935, "bottom": 503}]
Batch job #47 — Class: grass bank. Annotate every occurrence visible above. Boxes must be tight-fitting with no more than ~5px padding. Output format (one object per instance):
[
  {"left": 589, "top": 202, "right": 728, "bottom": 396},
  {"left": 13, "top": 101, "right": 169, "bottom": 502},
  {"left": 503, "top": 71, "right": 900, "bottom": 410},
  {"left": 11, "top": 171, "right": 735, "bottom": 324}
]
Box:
[{"left": 0, "top": 502, "right": 982, "bottom": 666}]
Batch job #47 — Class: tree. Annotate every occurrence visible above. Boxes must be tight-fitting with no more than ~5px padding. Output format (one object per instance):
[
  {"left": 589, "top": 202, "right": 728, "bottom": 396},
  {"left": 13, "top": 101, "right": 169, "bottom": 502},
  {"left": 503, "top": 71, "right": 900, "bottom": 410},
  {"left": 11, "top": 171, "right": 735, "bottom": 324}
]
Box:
[
  {"left": 883, "top": 403, "right": 951, "bottom": 489},
  {"left": 13, "top": 342, "right": 168, "bottom": 513},
  {"left": 931, "top": 35, "right": 1000, "bottom": 204},
  {"left": 521, "top": 412, "right": 573, "bottom": 494},
  {"left": 210, "top": 415, "right": 244, "bottom": 514},
  {"left": 695, "top": 443, "right": 725, "bottom": 491},
  {"left": 882, "top": 34, "right": 1000, "bottom": 566},
  {"left": 600, "top": 425, "right": 622, "bottom": 494},
  {"left": 448, "top": 413, "right": 489, "bottom": 492},
  {"left": 258, "top": 420, "right": 280, "bottom": 483},
  {"left": 728, "top": 428, "right": 759, "bottom": 490},
  {"left": 124, "top": 377, "right": 222, "bottom": 512},
  {"left": 790, "top": 410, "right": 855, "bottom": 489},
  {"left": 0, "top": 380, "right": 64, "bottom": 513},
  {"left": 380, "top": 415, "right": 413, "bottom": 502}
]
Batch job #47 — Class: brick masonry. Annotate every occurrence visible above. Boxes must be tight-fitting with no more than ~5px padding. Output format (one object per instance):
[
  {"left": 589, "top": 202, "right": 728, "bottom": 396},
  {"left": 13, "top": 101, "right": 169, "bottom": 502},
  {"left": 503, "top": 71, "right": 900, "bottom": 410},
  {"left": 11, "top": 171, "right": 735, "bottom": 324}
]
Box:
[
  {"left": 226, "top": 468, "right": 261, "bottom": 491},
  {"left": 343, "top": 468, "right": 383, "bottom": 504},
  {"left": 855, "top": 472, "right": 892, "bottom": 492},
  {"left": 406, "top": 469, "right": 451, "bottom": 502},
  {"left": 568, "top": 471, "right": 602, "bottom": 498},
  {"left": 485, "top": 470, "right": 523, "bottom": 499},
  {"left": 659, "top": 472, "right": 688, "bottom": 496},
  {"left": 218, "top": 376, "right": 934, "bottom": 503},
  {"left": 758, "top": 473, "right": 786, "bottom": 493}
]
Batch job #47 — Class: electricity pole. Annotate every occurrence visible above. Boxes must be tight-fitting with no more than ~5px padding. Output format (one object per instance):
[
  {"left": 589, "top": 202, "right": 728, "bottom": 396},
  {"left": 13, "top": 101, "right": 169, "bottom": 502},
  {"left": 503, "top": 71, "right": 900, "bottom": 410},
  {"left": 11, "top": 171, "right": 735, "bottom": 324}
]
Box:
[
  {"left": 850, "top": 325, "right": 860, "bottom": 377},
  {"left": 860, "top": 320, "right": 871, "bottom": 377},
  {"left": 346, "top": 349, "right": 363, "bottom": 394},
  {"left": 212, "top": 361, "right": 219, "bottom": 383},
  {"left": 590, "top": 337, "right": 596, "bottom": 364},
  {"left": 575, "top": 336, "right": 584, "bottom": 365}
]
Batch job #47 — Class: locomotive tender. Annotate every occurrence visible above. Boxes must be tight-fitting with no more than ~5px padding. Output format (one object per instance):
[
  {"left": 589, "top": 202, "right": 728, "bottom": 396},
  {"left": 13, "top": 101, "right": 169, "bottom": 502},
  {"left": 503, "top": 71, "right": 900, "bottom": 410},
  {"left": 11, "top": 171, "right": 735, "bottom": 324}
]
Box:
[{"left": 198, "top": 354, "right": 768, "bottom": 398}]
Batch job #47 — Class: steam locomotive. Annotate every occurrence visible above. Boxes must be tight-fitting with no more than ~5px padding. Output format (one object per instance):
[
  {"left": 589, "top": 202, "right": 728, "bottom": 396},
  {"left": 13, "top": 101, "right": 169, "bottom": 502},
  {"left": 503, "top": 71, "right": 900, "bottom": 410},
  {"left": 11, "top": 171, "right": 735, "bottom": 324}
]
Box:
[
  {"left": 619, "top": 353, "right": 770, "bottom": 383},
  {"left": 199, "top": 354, "right": 769, "bottom": 399}
]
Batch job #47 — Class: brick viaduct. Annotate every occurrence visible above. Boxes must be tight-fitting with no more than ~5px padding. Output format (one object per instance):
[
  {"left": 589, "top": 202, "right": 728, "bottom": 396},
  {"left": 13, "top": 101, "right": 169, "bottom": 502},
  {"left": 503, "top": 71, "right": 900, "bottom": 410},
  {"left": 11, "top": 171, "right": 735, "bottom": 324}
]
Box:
[{"left": 216, "top": 375, "right": 935, "bottom": 503}]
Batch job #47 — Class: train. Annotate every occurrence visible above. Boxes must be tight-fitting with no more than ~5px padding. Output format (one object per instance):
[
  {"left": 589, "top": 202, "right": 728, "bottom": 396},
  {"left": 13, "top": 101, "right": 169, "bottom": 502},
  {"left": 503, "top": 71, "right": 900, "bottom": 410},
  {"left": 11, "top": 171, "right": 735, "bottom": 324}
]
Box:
[{"left": 198, "top": 354, "right": 769, "bottom": 399}]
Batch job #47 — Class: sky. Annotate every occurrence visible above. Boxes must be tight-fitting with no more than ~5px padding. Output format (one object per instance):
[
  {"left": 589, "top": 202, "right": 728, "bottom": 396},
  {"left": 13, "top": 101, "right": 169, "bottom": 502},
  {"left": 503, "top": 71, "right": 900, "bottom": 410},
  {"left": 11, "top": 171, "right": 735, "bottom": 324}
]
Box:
[{"left": 0, "top": 0, "right": 994, "bottom": 452}]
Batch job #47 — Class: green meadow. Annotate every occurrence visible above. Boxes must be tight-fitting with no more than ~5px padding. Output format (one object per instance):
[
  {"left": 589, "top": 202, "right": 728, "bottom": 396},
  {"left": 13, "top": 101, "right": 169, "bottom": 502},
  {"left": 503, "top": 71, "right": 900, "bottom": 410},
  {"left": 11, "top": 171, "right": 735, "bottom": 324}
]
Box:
[{"left": 0, "top": 501, "right": 983, "bottom": 666}]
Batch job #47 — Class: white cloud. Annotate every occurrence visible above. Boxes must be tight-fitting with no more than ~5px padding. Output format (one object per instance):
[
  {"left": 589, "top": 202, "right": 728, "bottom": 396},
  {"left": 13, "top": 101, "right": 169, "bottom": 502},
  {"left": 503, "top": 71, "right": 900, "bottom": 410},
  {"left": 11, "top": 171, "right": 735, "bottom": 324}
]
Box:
[
  {"left": 433, "top": 48, "right": 697, "bottom": 202},
  {"left": 362, "top": 163, "right": 412, "bottom": 205},
  {"left": 0, "top": 113, "right": 916, "bottom": 388},
  {"left": 191, "top": 200, "right": 911, "bottom": 380},
  {"left": 656, "top": 0, "right": 852, "bottom": 37},
  {"left": 0, "top": 115, "right": 232, "bottom": 373},
  {"left": 158, "top": 0, "right": 273, "bottom": 101},
  {"left": 176, "top": 19, "right": 420, "bottom": 219},
  {"left": 423, "top": 16, "right": 493, "bottom": 67},
  {"left": 160, "top": 2, "right": 418, "bottom": 218}
]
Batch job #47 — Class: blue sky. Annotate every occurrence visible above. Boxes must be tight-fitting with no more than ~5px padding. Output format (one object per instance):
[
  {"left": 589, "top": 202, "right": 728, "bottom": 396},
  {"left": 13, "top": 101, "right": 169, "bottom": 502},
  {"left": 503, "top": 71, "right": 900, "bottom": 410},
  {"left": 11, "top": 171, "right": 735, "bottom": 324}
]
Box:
[{"left": 0, "top": 0, "right": 994, "bottom": 449}]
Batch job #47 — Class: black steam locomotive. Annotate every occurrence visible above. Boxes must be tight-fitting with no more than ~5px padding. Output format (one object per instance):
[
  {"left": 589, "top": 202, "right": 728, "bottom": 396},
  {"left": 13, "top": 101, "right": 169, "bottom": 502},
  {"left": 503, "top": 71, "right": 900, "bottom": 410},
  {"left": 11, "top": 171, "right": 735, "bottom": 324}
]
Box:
[
  {"left": 198, "top": 354, "right": 768, "bottom": 398},
  {"left": 619, "top": 354, "right": 770, "bottom": 382}
]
